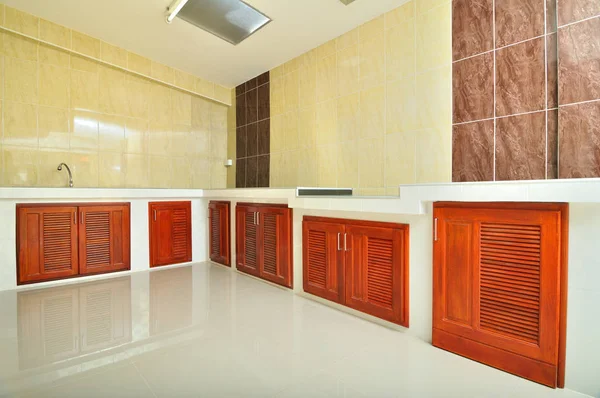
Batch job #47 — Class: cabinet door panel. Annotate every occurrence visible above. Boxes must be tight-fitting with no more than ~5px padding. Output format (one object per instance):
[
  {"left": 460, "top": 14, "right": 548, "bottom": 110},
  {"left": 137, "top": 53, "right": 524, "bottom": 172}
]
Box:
[
  {"left": 17, "top": 206, "right": 79, "bottom": 284},
  {"left": 303, "top": 221, "right": 345, "bottom": 303},
  {"left": 345, "top": 225, "right": 407, "bottom": 326},
  {"left": 259, "top": 207, "right": 292, "bottom": 288},
  {"left": 235, "top": 206, "right": 260, "bottom": 277},
  {"left": 150, "top": 202, "right": 192, "bottom": 267},
  {"left": 209, "top": 201, "right": 231, "bottom": 266},
  {"left": 79, "top": 204, "right": 130, "bottom": 275}
]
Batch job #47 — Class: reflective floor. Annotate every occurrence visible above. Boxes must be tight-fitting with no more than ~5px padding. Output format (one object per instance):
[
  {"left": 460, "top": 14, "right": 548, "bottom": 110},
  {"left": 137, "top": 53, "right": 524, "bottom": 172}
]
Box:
[{"left": 0, "top": 263, "right": 588, "bottom": 397}]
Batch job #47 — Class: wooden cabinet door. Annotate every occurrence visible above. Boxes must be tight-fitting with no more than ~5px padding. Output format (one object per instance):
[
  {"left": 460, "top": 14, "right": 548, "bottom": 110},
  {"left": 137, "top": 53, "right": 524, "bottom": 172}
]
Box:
[
  {"left": 150, "top": 202, "right": 192, "bottom": 267},
  {"left": 79, "top": 204, "right": 130, "bottom": 275},
  {"left": 303, "top": 220, "right": 345, "bottom": 303},
  {"left": 344, "top": 225, "right": 408, "bottom": 326},
  {"left": 258, "top": 207, "right": 293, "bottom": 288},
  {"left": 17, "top": 206, "right": 79, "bottom": 284},
  {"left": 235, "top": 205, "right": 260, "bottom": 277},
  {"left": 209, "top": 201, "right": 231, "bottom": 266},
  {"left": 433, "top": 203, "right": 567, "bottom": 388}
]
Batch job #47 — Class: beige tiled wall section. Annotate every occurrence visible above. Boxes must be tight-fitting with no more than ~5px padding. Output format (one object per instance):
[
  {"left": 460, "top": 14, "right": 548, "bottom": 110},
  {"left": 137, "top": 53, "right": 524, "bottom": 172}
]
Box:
[
  {"left": 269, "top": 0, "right": 452, "bottom": 195},
  {"left": 0, "top": 5, "right": 232, "bottom": 188}
]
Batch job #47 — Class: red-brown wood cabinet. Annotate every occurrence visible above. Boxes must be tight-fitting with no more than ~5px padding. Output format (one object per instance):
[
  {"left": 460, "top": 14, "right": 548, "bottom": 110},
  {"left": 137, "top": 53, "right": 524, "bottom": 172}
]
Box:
[
  {"left": 17, "top": 203, "right": 130, "bottom": 285},
  {"left": 149, "top": 201, "right": 192, "bottom": 268},
  {"left": 209, "top": 201, "right": 231, "bottom": 266},
  {"left": 432, "top": 202, "right": 569, "bottom": 388},
  {"left": 236, "top": 203, "right": 293, "bottom": 288},
  {"left": 303, "top": 216, "right": 410, "bottom": 327}
]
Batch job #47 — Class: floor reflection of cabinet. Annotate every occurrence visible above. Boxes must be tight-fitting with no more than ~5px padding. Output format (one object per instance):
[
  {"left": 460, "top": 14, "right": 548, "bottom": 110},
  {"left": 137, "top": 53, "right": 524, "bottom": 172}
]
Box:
[
  {"left": 150, "top": 267, "right": 193, "bottom": 335},
  {"left": 17, "top": 278, "right": 132, "bottom": 369}
]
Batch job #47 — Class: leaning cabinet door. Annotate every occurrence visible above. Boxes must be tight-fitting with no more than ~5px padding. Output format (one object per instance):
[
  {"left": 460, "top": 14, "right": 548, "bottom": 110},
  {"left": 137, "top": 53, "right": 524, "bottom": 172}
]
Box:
[
  {"left": 79, "top": 205, "right": 130, "bottom": 275},
  {"left": 345, "top": 225, "right": 408, "bottom": 326},
  {"left": 259, "top": 207, "right": 292, "bottom": 288},
  {"left": 302, "top": 220, "right": 345, "bottom": 303},
  {"left": 235, "top": 205, "right": 260, "bottom": 277},
  {"left": 17, "top": 206, "right": 79, "bottom": 284},
  {"left": 150, "top": 202, "right": 192, "bottom": 267},
  {"left": 433, "top": 203, "right": 568, "bottom": 388}
]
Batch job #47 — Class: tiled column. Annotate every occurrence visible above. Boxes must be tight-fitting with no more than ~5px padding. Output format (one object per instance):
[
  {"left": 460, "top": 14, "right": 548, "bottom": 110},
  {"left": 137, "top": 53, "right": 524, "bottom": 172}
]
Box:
[
  {"left": 451, "top": 0, "right": 559, "bottom": 181},
  {"left": 557, "top": 1, "right": 600, "bottom": 178}
]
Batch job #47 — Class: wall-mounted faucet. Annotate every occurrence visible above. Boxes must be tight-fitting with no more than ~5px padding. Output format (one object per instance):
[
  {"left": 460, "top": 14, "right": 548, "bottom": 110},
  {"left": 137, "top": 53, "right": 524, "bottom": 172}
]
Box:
[{"left": 57, "top": 163, "right": 74, "bottom": 188}]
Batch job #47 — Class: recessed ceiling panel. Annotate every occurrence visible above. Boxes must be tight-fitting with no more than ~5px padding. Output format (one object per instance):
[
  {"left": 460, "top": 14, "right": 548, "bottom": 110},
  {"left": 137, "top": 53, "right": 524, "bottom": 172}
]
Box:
[{"left": 177, "top": 0, "right": 271, "bottom": 45}]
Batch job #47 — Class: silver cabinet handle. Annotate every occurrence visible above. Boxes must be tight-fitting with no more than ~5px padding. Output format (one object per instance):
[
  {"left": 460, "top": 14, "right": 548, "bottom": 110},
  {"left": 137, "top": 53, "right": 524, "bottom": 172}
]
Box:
[
  {"left": 434, "top": 218, "right": 438, "bottom": 242},
  {"left": 337, "top": 233, "right": 341, "bottom": 251},
  {"left": 344, "top": 233, "right": 348, "bottom": 251}
]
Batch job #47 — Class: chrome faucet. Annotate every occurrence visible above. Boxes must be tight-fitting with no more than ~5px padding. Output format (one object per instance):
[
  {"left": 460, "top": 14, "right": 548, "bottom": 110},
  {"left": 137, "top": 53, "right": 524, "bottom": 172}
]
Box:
[{"left": 57, "top": 163, "right": 74, "bottom": 187}]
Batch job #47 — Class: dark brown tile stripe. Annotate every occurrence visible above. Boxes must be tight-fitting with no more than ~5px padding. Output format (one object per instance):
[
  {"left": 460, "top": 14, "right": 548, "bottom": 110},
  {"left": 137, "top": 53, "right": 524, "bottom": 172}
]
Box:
[
  {"left": 495, "top": 0, "right": 545, "bottom": 47},
  {"left": 453, "top": 0, "right": 494, "bottom": 61},
  {"left": 558, "top": 101, "right": 600, "bottom": 178},
  {"left": 453, "top": 52, "right": 495, "bottom": 123},
  {"left": 547, "top": 109, "right": 558, "bottom": 179},
  {"left": 557, "top": 0, "right": 600, "bottom": 26},
  {"left": 452, "top": 120, "right": 495, "bottom": 182}
]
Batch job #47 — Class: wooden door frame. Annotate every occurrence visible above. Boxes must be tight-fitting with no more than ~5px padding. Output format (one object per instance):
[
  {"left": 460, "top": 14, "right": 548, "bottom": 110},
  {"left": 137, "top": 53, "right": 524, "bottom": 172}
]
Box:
[{"left": 433, "top": 201, "right": 568, "bottom": 388}]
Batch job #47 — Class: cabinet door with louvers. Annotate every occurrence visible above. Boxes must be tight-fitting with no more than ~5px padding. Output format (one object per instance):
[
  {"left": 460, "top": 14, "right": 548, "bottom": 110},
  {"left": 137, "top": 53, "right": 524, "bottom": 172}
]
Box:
[
  {"left": 209, "top": 201, "right": 230, "bottom": 266},
  {"left": 258, "top": 207, "right": 293, "bottom": 288},
  {"left": 17, "top": 206, "right": 79, "bottom": 284},
  {"left": 79, "top": 204, "right": 130, "bottom": 275},
  {"left": 149, "top": 202, "right": 192, "bottom": 267},
  {"left": 344, "top": 225, "right": 408, "bottom": 326},
  {"left": 302, "top": 220, "right": 345, "bottom": 303},
  {"left": 235, "top": 205, "right": 260, "bottom": 277},
  {"left": 433, "top": 203, "right": 568, "bottom": 388}
]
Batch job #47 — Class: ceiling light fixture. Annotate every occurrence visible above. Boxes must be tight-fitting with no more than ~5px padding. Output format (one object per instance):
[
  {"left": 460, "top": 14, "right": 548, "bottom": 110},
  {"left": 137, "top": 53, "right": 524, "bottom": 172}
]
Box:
[
  {"left": 166, "top": 0, "right": 190, "bottom": 23},
  {"left": 339, "top": 0, "right": 358, "bottom": 4}
]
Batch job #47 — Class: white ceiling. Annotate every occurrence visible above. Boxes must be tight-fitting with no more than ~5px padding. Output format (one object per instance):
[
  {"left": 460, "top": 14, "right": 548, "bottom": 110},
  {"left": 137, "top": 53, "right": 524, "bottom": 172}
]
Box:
[{"left": 2, "top": 0, "right": 410, "bottom": 87}]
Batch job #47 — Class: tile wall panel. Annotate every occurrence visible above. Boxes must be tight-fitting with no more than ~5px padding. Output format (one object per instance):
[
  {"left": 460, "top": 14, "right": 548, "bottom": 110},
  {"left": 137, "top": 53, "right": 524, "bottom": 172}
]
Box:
[{"left": 236, "top": 72, "right": 270, "bottom": 188}]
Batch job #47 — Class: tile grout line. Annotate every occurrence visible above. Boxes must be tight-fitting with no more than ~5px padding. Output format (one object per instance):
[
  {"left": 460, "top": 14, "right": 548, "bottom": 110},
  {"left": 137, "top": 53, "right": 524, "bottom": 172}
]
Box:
[
  {"left": 492, "top": 0, "right": 497, "bottom": 181},
  {"left": 453, "top": 32, "right": 547, "bottom": 65},
  {"left": 557, "top": 13, "right": 600, "bottom": 29},
  {"left": 559, "top": 97, "right": 600, "bottom": 108},
  {"left": 544, "top": 0, "right": 548, "bottom": 179},
  {"left": 130, "top": 359, "right": 159, "bottom": 398}
]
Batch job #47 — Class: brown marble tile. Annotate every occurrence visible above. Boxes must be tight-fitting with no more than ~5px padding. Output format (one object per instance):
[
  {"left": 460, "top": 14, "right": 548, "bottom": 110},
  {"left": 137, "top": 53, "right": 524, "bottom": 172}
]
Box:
[
  {"left": 496, "top": 111, "right": 547, "bottom": 180},
  {"left": 453, "top": 0, "right": 494, "bottom": 61},
  {"left": 547, "top": 33, "right": 558, "bottom": 108},
  {"left": 246, "top": 156, "right": 258, "bottom": 187},
  {"left": 558, "top": 0, "right": 600, "bottom": 26},
  {"left": 236, "top": 158, "right": 246, "bottom": 188},
  {"left": 246, "top": 88, "right": 258, "bottom": 124},
  {"left": 246, "top": 77, "right": 258, "bottom": 91},
  {"left": 452, "top": 120, "right": 495, "bottom": 182},
  {"left": 236, "top": 83, "right": 246, "bottom": 97},
  {"left": 496, "top": 38, "right": 546, "bottom": 116},
  {"left": 257, "top": 155, "right": 270, "bottom": 187},
  {"left": 246, "top": 122, "right": 258, "bottom": 157},
  {"left": 495, "top": 0, "right": 545, "bottom": 47},
  {"left": 453, "top": 52, "right": 494, "bottom": 123},
  {"left": 258, "top": 83, "right": 270, "bottom": 121},
  {"left": 236, "top": 126, "right": 246, "bottom": 158},
  {"left": 236, "top": 93, "right": 247, "bottom": 126},
  {"left": 547, "top": 109, "right": 558, "bottom": 179},
  {"left": 558, "top": 17, "right": 600, "bottom": 105},
  {"left": 258, "top": 120, "right": 270, "bottom": 156},
  {"left": 547, "top": 0, "right": 557, "bottom": 33},
  {"left": 257, "top": 71, "right": 270, "bottom": 86},
  {"left": 558, "top": 101, "right": 600, "bottom": 178}
]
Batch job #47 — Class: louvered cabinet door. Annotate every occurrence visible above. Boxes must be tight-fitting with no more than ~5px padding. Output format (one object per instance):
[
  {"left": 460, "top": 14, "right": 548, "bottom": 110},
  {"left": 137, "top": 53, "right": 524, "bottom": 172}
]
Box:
[
  {"left": 150, "top": 202, "right": 192, "bottom": 267},
  {"left": 433, "top": 204, "right": 567, "bottom": 388},
  {"left": 302, "top": 220, "right": 345, "bottom": 303},
  {"left": 17, "top": 206, "right": 79, "bottom": 284},
  {"left": 79, "top": 205, "right": 130, "bottom": 275},
  {"left": 209, "top": 201, "right": 231, "bottom": 266},
  {"left": 344, "top": 225, "right": 408, "bottom": 326},
  {"left": 235, "top": 205, "right": 260, "bottom": 277},
  {"left": 258, "top": 207, "right": 293, "bottom": 288}
]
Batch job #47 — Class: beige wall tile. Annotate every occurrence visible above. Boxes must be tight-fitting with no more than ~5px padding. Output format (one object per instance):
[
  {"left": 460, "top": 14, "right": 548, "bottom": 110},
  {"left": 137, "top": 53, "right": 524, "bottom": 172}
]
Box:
[
  {"left": 337, "top": 140, "right": 358, "bottom": 188},
  {"left": 125, "top": 118, "right": 148, "bottom": 154},
  {"left": 316, "top": 144, "right": 337, "bottom": 187},
  {"left": 148, "top": 122, "right": 172, "bottom": 155},
  {"left": 416, "top": 126, "right": 451, "bottom": 183},
  {"left": 316, "top": 99, "right": 338, "bottom": 146},
  {"left": 336, "top": 28, "right": 358, "bottom": 50},
  {"left": 416, "top": 2, "right": 451, "bottom": 71},
  {"left": 196, "top": 78, "right": 215, "bottom": 98},
  {"left": 417, "top": 0, "right": 449, "bottom": 15},
  {"left": 174, "top": 69, "right": 196, "bottom": 92},
  {"left": 284, "top": 110, "right": 299, "bottom": 151},
  {"left": 298, "top": 63, "right": 317, "bottom": 107},
  {"left": 210, "top": 158, "right": 227, "bottom": 189},
  {"left": 3, "top": 34, "right": 38, "bottom": 61},
  {"left": 70, "top": 54, "right": 98, "bottom": 73},
  {"left": 3, "top": 146, "right": 38, "bottom": 186},
  {"left": 298, "top": 107, "right": 317, "bottom": 149},
  {"left": 171, "top": 89, "right": 192, "bottom": 125},
  {"left": 337, "top": 93, "right": 360, "bottom": 142},
  {"left": 359, "top": 34, "right": 385, "bottom": 90},
  {"left": 171, "top": 124, "right": 191, "bottom": 157},
  {"left": 297, "top": 147, "right": 317, "bottom": 186},
  {"left": 5, "top": 57, "right": 37, "bottom": 103},
  {"left": 98, "top": 114, "right": 126, "bottom": 152},
  {"left": 316, "top": 40, "right": 336, "bottom": 59},
  {"left": 337, "top": 44, "right": 359, "bottom": 97},
  {"left": 269, "top": 152, "right": 283, "bottom": 187},
  {"left": 387, "top": 78, "right": 417, "bottom": 134},
  {"left": 101, "top": 42, "right": 127, "bottom": 68},
  {"left": 192, "top": 96, "right": 210, "bottom": 131},
  {"left": 70, "top": 69, "right": 99, "bottom": 112},
  {"left": 316, "top": 54, "right": 337, "bottom": 103},
  {"left": 416, "top": 66, "right": 451, "bottom": 130},
  {"left": 385, "top": 1, "right": 415, "bottom": 27},
  {"left": 99, "top": 66, "right": 128, "bottom": 115},
  {"left": 270, "top": 77, "right": 285, "bottom": 116},
  {"left": 148, "top": 83, "right": 172, "bottom": 124},
  {"left": 39, "top": 106, "right": 69, "bottom": 149},
  {"left": 358, "top": 138, "right": 384, "bottom": 188},
  {"left": 4, "top": 102, "right": 37, "bottom": 147},
  {"left": 360, "top": 85, "right": 385, "bottom": 139},
  {"left": 210, "top": 103, "right": 228, "bottom": 134},
  {"left": 359, "top": 15, "right": 384, "bottom": 42},
  {"left": 70, "top": 111, "right": 99, "bottom": 150},
  {"left": 171, "top": 157, "right": 192, "bottom": 188},
  {"left": 270, "top": 114, "right": 285, "bottom": 153},
  {"left": 99, "top": 152, "right": 125, "bottom": 187},
  {"left": 127, "top": 52, "right": 151, "bottom": 76},
  {"left": 39, "top": 19, "right": 71, "bottom": 48},
  {"left": 386, "top": 131, "right": 416, "bottom": 185},
  {"left": 151, "top": 62, "right": 174, "bottom": 84},
  {"left": 124, "top": 153, "right": 149, "bottom": 187},
  {"left": 270, "top": 64, "right": 285, "bottom": 81},
  {"left": 284, "top": 70, "right": 299, "bottom": 112},
  {"left": 149, "top": 155, "right": 171, "bottom": 188},
  {"left": 38, "top": 149, "right": 72, "bottom": 187},
  {"left": 39, "top": 64, "right": 69, "bottom": 108},
  {"left": 126, "top": 75, "right": 150, "bottom": 119},
  {"left": 190, "top": 130, "right": 209, "bottom": 157},
  {"left": 284, "top": 56, "right": 303, "bottom": 74},
  {"left": 39, "top": 44, "right": 70, "bottom": 67},
  {"left": 5, "top": 6, "right": 38, "bottom": 37},
  {"left": 386, "top": 20, "right": 416, "bottom": 82},
  {"left": 71, "top": 31, "right": 101, "bottom": 58},
  {"left": 71, "top": 151, "right": 99, "bottom": 187},
  {"left": 214, "top": 85, "right": 231, "bottom": 105}
]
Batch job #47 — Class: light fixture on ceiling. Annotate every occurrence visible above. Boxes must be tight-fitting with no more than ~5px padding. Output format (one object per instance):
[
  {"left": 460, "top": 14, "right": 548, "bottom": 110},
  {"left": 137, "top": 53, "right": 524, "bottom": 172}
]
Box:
[
  {"left": 164, "top": 0, "right": 271, "bottom": 45},
  {"left": 339, "top": 0, "right": 358, "bottom": 4}
]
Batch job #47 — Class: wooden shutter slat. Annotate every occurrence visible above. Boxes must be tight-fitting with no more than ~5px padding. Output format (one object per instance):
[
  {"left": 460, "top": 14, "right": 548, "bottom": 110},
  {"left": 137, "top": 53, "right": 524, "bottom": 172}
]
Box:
[{"left": 262, "top": 213, "right": 278, "bottom": 276}]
